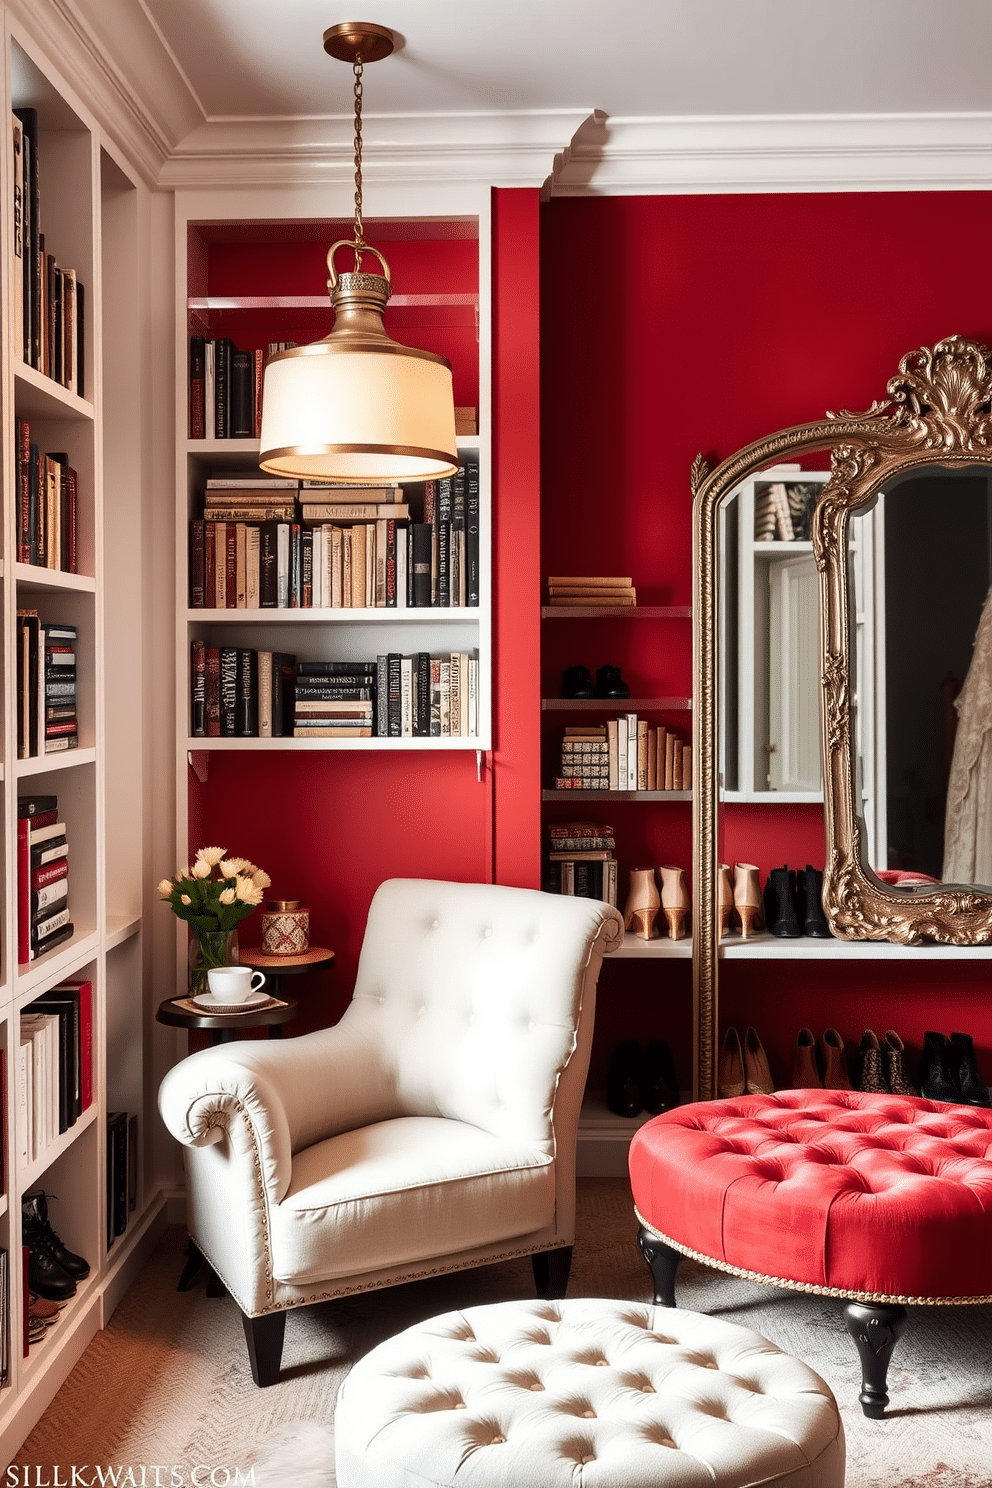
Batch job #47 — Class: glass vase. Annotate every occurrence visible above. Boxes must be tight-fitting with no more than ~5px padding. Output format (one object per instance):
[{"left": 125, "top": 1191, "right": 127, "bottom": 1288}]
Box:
[{"left": 188, "top": 929, "right": 239, "bottom": 1000}]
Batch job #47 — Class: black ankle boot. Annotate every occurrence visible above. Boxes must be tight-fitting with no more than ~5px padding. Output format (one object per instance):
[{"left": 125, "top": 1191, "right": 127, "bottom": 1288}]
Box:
[
  {"left": 23, "top": 1191, "right": 90, "bottom": 1280},
  {"left": 606, "top": 1039, "right": 642, "bottom": 1117},
  {"left": 640, "top": 1039, "right": 679, "bottom": 1115},
  {"left": 917, "top": 1032, "right": 960, "bottom": 1103},
  {"left": 797, "top": 865, "right": 831, "bottom": 937},
  {"left": 561, "top": 665, "right": 595, "bottom": 699},
  {"left": 763, "top": 867, "right": 800, "bottom": 938},
  {"left": 22, "top": 1207, "right": 77, "bottom": 1303},
  {"left": 595, "top": 665, "right": 630, "bottom": 699},
  {"left": 950, "top": 1033, "right": 992, "bottom": 1107}
]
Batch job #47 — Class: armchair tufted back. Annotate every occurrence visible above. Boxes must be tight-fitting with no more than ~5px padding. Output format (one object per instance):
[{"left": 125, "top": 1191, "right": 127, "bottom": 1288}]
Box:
[{"left": 340, "top": 878, "right": 623, "bottom": 1151}]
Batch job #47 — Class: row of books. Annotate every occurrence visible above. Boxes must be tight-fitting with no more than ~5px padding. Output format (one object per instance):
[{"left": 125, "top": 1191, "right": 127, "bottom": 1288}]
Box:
[
  {"left": 546, "top": 575, "right": 637, "bottom": 608},
  {"left": 107, "top": 1111, "right": 138, "bottom": 1246},
  {"left": 188, "top": 337, "right": 284, "bottom": 440},
  {"left": 543, "top": 821, "right": 619, "bottom": 905},
  {"left": 17, "top": 794, "right": 74, "bottom": 964},
  {"left": 18, "top": 980, "right": 93, "bottom": 1165},
  {"left": 754, "top": 480, "right": 819, "bottom": 542},
  {"left": 11, "top": 110, "right": 85, "bottom": 393},
  {"left": 554, "top": 721, "right": 692, "bottom": 791},
  {"left": 190, "top": 649, "right": 480, "bottom": 738},
  {"left": 15, "top": 616, "right": 79, "bottom": 758},
  {"left": 15, "top": 420, "right": 79, "bottom": 572},
  {"left": 189, "top": 463, "right": 480, "bottom": 609}
]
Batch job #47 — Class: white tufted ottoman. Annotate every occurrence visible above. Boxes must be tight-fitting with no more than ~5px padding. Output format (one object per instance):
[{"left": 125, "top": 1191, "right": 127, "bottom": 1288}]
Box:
[{"left": 334, "top": 1297, "right": 844, "bottom": 1487}]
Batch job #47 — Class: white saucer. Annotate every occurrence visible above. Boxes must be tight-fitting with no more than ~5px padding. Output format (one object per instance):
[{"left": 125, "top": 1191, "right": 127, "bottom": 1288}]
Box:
[{"left": 192, "top": 988, "right": 270, "bottom": 1011}]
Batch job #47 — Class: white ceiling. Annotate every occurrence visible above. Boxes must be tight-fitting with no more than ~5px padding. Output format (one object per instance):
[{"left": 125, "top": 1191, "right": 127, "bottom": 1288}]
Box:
[{"left": 137, "top": 0, "right": 992, "bottom": 122}]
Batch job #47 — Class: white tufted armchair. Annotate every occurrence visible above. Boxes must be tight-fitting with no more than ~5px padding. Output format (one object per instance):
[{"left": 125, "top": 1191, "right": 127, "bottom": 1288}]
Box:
[{"left": 159, "top": 877, "right": 623, "bottom": 1386}]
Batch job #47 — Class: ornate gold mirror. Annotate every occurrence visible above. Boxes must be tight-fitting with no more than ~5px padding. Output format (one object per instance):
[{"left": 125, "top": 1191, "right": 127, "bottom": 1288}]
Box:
[{"left": 691, "top": 335, "right": 992, "bottom": 1101}]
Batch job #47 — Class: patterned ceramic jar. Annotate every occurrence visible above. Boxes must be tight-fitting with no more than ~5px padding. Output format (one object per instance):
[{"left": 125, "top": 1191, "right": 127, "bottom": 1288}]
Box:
[{"left": 260, "top": 899, "right": 310, "bottom": 955}]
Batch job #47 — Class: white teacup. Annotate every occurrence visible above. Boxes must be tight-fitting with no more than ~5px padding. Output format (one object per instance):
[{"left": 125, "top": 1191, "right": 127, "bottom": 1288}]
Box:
[{"left": 206, "top": 965, "right": 266, "bottom": 1003}]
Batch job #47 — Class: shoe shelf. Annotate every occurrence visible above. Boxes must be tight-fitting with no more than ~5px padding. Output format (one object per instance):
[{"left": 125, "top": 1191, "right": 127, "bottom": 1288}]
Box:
[
  {"left": 542, "top": 698, "right": 692, "bottom": 711},
  {"left": 541, "top": 606, "right": 691, "bottom": 619},
  {"left": 542, "top": 789, "right": 691, "bottom": 802},
  {"left": 718, "top": 933, "right": 992, "bottom": 959},
  {"left": 612, "top": 935, "right": 692, "bottom": 958}
]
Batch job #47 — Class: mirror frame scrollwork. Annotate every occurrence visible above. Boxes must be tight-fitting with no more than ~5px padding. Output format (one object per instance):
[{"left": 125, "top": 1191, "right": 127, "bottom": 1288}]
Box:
[{"left": 691, "top": 335, "right": 992, "bottom": 1103}]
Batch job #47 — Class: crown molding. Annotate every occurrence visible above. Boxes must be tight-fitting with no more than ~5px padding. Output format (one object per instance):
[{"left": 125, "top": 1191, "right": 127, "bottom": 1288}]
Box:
[
  {"left": 158, "top": 110, "right": 593, "bottom": 191},
  {"left": 8, "top": 0, "right": 203, "bottom": 186},
  {"left": 550, "top": 111, "right": 992, "bottom": 195}
]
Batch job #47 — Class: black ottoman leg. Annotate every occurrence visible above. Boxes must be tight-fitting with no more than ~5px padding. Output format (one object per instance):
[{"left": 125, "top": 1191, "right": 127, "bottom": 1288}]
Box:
[
  {"left": 242, "top": 1309, "right": 287, "bottom": 1388},
  {"left": 844, "top": 1301, "right": 908, "bottom": 1418},
  {"left": 637, "top": 1225, "right": 682, "bottom": 1308}
]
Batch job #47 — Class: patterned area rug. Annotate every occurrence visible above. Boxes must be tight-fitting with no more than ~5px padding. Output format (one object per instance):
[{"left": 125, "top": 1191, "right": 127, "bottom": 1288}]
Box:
[{"left": 13, "top": 1181, "right": 992, "bottom": 1487}]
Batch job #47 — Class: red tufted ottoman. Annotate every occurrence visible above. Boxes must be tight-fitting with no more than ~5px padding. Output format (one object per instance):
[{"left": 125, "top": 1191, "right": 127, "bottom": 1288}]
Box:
[{"left": 629, "top": 1089, "right": 992, "bottom": 1418}]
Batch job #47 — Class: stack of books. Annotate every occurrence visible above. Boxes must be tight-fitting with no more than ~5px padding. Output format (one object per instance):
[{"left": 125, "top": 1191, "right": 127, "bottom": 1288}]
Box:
[
  {"left": 19, "top": 980, "right": 93, "bottom": 1162},
  {"left": 11, "top": 110, "right": 85, "bottom": 394},
  {"left": 15, "top": 420, "right": 78, "bottom": 572},
  {"left": 606, "top": 717, "right": 692, "bottom": 792},
  {"left": 545, "top": 821, "right": 618, "bottom": 905},
  {"left": 188, "top": 337, "right": 290, "bottom": 440},
  {"left": 375, "top": 652, "right": 479, "bottom": 738},
  {"left": 17, "top": 795, "right": 72, "bottom": 963},
  {"left": 190, "top": 643, "right": 296, "bottom": 738},
  {"left": 546, "top": 576, "right": 636, "bottom": 608},
  {"left": 454, "top": 406, "right": 478, "bottom": 435},
  {"left": 293, "top": 661, "right": 375, "bottom": 738},
  {"left": 555, "top": 726, "right": 609, "bottom": 789},
  {"left": 15, "top": 619, "right": 78, "bottom": 759}
]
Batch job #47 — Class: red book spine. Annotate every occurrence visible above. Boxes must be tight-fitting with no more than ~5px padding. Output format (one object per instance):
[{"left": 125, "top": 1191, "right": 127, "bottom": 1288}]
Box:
[
  {"left": 225, "top": 524, "right": 237, "bottom": 608},
  {"left": 17, "top": 418, "right": 31, "bottom": 564},
  {"left": 26, "top": 808, "right": 58, "bottom": 830},
  {"left": 17, "top": 817, "right": 31, "bottom": 963},
  {"left": 204, "top": 521, "right": 215, "bottom": 607},
  {"left": 32, "top": 858, "right": 68, "bottom": 890}
]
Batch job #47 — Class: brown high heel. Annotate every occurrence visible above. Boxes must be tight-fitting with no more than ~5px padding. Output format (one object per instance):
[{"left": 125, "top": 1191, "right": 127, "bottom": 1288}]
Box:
[
  {"left": 744, "top": 1027, "right": 775, "bottom": 1094},
  {"left": 719, "top": 1027, "right": 745, "bottom": 1098},
  {"left": 623, "top": 867, "right": 660, "bottom": 940},
  {"left": 718, "top": 864, "right": 735, "bottom": 936},
  {"left": 792, "top": 1027, "right": 822, "bottom": 1088},
  {"left": 733, "top": 863, "right": 764, "bottom": 938},
  {"left": 821, "top": 1028, "right": 853, "bottom": 1090},
  {"left": 658, "top": 865, "right": 689, "bottom": 940}
]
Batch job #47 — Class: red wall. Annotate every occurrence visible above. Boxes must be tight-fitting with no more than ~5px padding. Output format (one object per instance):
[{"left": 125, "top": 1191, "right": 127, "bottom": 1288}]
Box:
[{"left": 539, "top": 191, "right": 992, "bottom": 1092}]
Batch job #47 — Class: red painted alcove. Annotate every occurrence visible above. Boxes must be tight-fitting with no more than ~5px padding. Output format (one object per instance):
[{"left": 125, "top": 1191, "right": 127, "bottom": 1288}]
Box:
[{"left": 540, "top": 190, "right": 992, "bottom": 1093}]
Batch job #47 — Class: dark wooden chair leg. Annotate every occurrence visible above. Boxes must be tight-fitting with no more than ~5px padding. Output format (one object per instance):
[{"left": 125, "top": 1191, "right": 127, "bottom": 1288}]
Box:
[
  {"left": 242, "top": 1309, "right": 287, "bottom": 1388},
  {"left": 637, "top": 1224, "right": 682, "bottom": 1307},
  {"left": 532, "top": 1246, "right": 573, "bottom": 1299},
  {"left": 844, "top": 1300, "right": 908, "bottom": 1418},
  {"left": 177, "top": 1238, "right": 204, "bottom": 1292}
]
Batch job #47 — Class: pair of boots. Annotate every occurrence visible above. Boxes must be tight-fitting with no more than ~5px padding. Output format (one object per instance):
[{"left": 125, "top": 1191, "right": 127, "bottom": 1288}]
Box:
[
  {"left": 719, "top": 1027, "right": 774, "bottom": 1097},
  {"left": 606, "top": 1038, "right": 679, "bottom": 1117},
  {"left": 857, "top": 1030, "right": 917, "bottom": 1095},
  {"left": 764, "top": 865, "right": 831, "bottom": 938},
  {"left": 718, "top": 863, "right": 763, "bottom": 938},
  {"left": 917, "top": 1032, "right": 991, "bottom": 1107},
  {"left": 22, "top": 1190, "right": 91, "bottom": 1302},
  {"left": 792, "top": 1028, "right": 852, "bottom": 1089},
  {"left": 561, "top": 665, "right": 630, "bottom": 699},
  {"left": 623, "top": 866, "right": 690, "bottom": 941}
]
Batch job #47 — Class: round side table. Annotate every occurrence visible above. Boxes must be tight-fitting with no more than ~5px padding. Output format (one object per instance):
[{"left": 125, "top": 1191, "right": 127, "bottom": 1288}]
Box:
[
  {"left": 236, "top": 945, "right": 336, "bottom": 1002},
  {"left": 156, "top": 993, "right": 299, "bottom": 1045}
]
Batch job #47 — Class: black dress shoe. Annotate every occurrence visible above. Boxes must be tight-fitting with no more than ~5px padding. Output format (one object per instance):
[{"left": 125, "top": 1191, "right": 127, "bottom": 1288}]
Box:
[
  {"left": 950, "top": 1032, "right": 992, "bottom": 1106},
  {"left": 595, "top": 665, "right": 630, "bottom": 699},
  {"left": 640, "top": 1039, "right": 679, "bottom": 1115},
  {"left": 763, "top": 867, "right": 801, "bottom": 937},
  {"left": 606, "top": 1039, "right": 642, "bottom": 1117},
  {"left": 917, "top": 1031, "right": 960, "bottom": 1103},
  {"left": 23, "top": 1191, "right": 90, "bottom": 1279},
  {"left": 22, "top": 1210, "right": 77, "bottom": 1302},
  {"left": 796, "top": 865, "right": 831, "bottom": 937},
  {"left": 561, "top": 664, "right": 595, "bottom": 699}
]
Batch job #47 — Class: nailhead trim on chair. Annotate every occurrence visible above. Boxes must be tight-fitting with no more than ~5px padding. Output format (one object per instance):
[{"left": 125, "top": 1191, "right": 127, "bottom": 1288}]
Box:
[{"left": 634, "top": 1208, "right": 992, "bottom": 1308}]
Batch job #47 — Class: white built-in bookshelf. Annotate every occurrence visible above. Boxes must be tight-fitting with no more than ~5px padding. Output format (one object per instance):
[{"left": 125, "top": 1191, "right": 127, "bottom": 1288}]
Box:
[
  {"left": 175, "top": 200, "right": 491, "bottom": 799},
  {"left": 0, "top": 20, "right": 168, "bottom": 1462}
]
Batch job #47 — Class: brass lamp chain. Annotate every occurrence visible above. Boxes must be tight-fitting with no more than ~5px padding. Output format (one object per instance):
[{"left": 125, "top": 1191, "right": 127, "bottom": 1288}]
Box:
[{"left": 352, "top": 54, "right": 365, "bottom": 262}]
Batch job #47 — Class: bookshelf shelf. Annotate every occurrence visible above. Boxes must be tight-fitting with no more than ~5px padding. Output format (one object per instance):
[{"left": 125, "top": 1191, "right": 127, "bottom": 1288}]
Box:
[
  {"left": 186, "top": 735, "right": 485, "bottom": 752},
  {"left": 14, "top": 565, "right": 96, "bottom": 594},
  {"left": 188, "top": 293, "right": 479, "bottom": 312},
  {"left": 541, "top": 606, "right": 691, "bottom": 619},
  {"left": 542, "top": 697, "right": 692, "bottom": 711},
  {"left": 19, "top": 1104, "right": 99, "bottom": 1193},
  {"left": 611, "top": 936, "right": 692, "bottom": 958},
  {"left": 13, "top": 362, "right": 94, "bottom": 422},
  {"left": 187, "top": 607, "right": 480, "bottom": 624},
  {"left": 543, "top": 789, "right": 691, "bottom": 802},
  {"left": 15, "top": 748, "right": 98, "bottom": 778},
  {"left": 186, "top": 434, "right": 482, "bottom": 459}
]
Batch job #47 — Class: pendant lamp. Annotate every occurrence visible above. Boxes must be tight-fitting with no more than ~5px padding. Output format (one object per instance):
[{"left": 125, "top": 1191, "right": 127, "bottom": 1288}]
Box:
[{"left": 259, "top": 21, "right": 459, "bottom": 485}]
